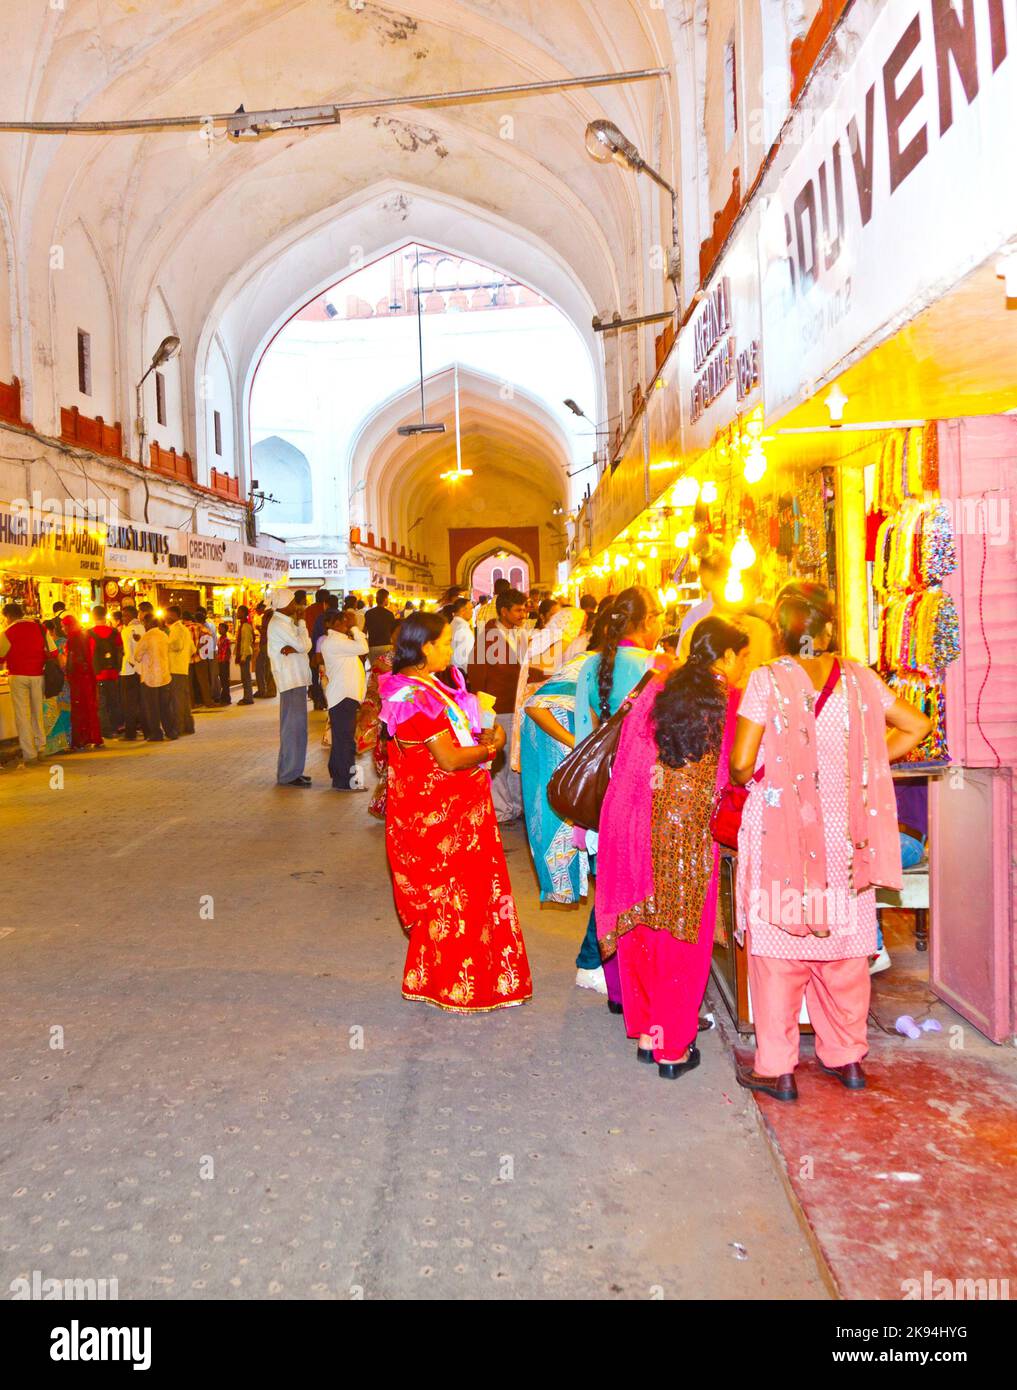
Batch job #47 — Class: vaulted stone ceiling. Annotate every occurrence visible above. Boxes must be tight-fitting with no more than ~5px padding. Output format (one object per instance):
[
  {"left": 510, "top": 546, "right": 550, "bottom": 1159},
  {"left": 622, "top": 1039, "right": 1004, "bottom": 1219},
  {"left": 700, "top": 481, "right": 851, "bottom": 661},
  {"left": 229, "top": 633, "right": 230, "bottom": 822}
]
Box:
[{"left": 1, "top": 0, "right": 690, "bottom": 438}]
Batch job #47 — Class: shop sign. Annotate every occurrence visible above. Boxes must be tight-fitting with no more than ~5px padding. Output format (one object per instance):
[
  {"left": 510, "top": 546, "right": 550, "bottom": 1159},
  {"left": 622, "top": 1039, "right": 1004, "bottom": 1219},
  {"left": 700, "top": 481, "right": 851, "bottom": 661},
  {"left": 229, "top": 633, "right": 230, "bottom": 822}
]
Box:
[
  {"left": 241, "top": 545, "right": 289, "bottom": 584},
  {"left": 679, "top": 205, "right": 762, "bottom": 453},
  {"left": 105, "top": 523, "right": 189, "bottom": 577},
  {"left": 759, "top": 0, "right": 1017, "bottom": 416},
  {"left": 0, "top": 501, "right": 105, "bottom": 578},
  {"left": 186, "top": 534, "right": 240, "bottom": 581},
  {"left": 287, "top": 553, "right": 346, "bottom": 582}
]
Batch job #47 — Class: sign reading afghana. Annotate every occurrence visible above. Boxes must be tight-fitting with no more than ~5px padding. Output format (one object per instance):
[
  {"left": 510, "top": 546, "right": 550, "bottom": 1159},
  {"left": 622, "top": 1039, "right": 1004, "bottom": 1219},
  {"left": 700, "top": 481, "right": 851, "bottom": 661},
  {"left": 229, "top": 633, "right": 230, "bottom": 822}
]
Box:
[{"left": 760, "top": 0, "right": 1017, "bottom": 414}]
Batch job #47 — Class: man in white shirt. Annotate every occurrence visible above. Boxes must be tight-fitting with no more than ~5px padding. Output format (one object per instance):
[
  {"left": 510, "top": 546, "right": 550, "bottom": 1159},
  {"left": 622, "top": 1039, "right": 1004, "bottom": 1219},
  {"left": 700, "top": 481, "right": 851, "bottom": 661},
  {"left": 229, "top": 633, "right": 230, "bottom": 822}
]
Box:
[
  {"left": 266, "top": 589, "right": 312, "bottom": 787},
  {"left": 450, "top": 597, "right": 474, "bottom": 671},
  {"left": 119, "top": 603, "right": 149, "bottom": 740},
  {"left": 132, "top": 615, "right": 178, "bottom": 741},
  {"left": 316, "top": 608, "right": 369, "bottom": 790},
  {"left": 166, "top": 605, "right": 197, "bottom": 735}
]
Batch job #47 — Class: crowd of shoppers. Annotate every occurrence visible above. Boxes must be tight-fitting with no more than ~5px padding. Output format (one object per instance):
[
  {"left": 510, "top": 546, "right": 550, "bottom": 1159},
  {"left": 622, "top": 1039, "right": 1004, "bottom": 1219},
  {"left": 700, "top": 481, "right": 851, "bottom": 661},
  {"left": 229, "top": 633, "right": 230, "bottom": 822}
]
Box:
[
  {"left": 373, "top": 572, "right": 932, "bottom": 1097},
  {"left": 1, "top": 595, "right": 280, "bottom": 763},
  {"left": 5, "top": 571, "right": 935, "bottom": 1097}
]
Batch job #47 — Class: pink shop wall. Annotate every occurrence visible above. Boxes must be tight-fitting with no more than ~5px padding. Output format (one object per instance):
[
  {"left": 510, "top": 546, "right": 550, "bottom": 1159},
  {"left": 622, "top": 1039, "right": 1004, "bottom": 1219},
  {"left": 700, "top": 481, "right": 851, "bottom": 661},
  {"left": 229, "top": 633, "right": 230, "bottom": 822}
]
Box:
[{"left": 933, "top": 417, "right": 1017, "bottom": 1040}]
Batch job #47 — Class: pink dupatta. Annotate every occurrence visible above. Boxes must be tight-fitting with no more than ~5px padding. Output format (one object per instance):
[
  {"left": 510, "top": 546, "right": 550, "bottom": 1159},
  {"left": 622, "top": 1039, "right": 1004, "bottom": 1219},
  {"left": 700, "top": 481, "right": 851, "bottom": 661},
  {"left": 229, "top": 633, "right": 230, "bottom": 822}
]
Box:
[
  {"left": 750, "top": 658, "right": 901, "bottom": 933},
  {"left": 596, "top": 678, "right": 739, "bottom": 950}
]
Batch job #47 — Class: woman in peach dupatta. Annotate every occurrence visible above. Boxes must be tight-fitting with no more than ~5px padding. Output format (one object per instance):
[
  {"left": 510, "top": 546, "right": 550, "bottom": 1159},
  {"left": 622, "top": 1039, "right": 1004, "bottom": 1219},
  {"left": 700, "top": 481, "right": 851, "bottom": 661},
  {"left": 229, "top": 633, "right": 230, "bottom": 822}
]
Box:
[
  {"left": 597, "top": 617, "right": 750, "bottom": 1078},
  {"left": 730, "top": 583, "right": 931, "bottom": 1102}
]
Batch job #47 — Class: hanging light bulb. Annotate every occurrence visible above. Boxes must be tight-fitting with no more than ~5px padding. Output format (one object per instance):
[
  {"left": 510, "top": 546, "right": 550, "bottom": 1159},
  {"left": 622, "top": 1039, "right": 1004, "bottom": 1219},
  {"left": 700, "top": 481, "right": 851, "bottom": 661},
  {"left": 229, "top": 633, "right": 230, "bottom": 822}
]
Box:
[
  {"left": 730, "top": 528, "right": 757, "bottom": 571},
  {"left": 724, "top": 572, "right": 745, "bottom": 603},
  {"left": 672, "top": 476, "right": 700, "bottom": 508},
  {"left": 665, "top": 586, "right": 678, "bottom": 604},
  {"left": 675, "top": 529, "right": 690, "bottom": 549},
  {"left": 700, "top": 479, "right": 718, "bottom": 504},
  {"left": 636, "top": 559, "right": 646, "bottom": 572},
  {"left": 743, "top": 440, "right": 767, "bottom": 484},
  {"left": 649, "top": 546, "right": 658, "bottom": 560}
]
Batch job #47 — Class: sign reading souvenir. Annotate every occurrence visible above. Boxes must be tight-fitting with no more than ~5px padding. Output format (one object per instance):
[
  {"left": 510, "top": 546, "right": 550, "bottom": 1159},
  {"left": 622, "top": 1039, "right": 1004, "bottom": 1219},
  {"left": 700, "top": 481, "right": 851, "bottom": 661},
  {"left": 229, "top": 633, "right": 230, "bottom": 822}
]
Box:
[
  {"left": 105, "top": 523, "right": 189, "bottom": 577},
  {"left": 759, "top": 0, "right": 1017, "bottom": 415},
  {"left": 0, "top": 501, "right": 105, "bottom": 578}
]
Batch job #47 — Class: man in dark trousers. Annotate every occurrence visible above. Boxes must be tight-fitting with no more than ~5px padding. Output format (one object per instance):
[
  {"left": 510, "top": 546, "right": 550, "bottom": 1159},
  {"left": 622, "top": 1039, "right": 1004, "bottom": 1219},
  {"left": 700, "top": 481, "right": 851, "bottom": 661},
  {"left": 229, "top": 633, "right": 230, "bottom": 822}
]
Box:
[
  {"left": 302, "top": 589, "right": 332, "bottom": 709},
  {"left": 466, "top": 586, "right": 528, "bottom": 823},
  {"left": 364, "top": 588, "right": 398, "bottom": 667},
  {"left": 88, "top": 605, "right": 123, "bottom": 738}
]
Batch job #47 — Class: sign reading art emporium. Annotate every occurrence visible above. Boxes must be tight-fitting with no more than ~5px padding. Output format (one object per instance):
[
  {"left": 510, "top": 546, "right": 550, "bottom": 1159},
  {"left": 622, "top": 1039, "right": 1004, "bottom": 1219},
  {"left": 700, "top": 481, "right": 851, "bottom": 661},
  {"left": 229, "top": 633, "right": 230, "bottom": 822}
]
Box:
[
  {"left": 759, "top": 0, "right": 1017, "bottom": 415},
  {"left": 0, "top": 502, "right": 105, "bottom": 578}
]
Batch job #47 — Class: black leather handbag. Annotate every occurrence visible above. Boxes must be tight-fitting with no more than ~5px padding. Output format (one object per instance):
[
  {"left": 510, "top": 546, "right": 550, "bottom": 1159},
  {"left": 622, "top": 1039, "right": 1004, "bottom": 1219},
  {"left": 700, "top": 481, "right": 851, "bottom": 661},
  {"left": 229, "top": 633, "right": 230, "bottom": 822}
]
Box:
[{"left": 546, "top": 672, "right": 653, "bottom": 830}]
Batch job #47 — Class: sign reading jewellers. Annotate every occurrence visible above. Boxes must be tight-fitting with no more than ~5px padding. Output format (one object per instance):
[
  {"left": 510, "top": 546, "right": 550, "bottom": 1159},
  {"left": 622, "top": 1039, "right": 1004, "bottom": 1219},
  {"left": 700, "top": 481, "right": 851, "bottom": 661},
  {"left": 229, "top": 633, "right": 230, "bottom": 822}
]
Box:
[
  {"left": 679, "top": 204, "right": 762, "bottom": 452},
  {"left": 759, "top": 0, "right": 1017, "bottom": 415}
]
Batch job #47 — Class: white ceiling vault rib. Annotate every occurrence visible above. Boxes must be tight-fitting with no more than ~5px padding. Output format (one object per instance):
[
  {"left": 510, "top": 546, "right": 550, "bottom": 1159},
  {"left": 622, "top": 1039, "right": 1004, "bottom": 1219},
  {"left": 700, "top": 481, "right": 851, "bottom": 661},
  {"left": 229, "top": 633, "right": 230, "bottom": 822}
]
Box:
[{"left": 0, "top": 0, "right": 686, "bottom": 496}]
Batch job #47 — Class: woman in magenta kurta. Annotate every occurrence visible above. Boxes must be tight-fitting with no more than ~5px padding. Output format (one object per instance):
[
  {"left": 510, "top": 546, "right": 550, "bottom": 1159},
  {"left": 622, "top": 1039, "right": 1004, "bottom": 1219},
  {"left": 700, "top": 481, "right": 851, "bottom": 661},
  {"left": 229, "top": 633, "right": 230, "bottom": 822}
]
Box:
[
  {"left": 597, "top": 617, "right": 749, "bottom": 1077},
  {"left": 730, "top": 582, "right": 931, "bottom": 1101},
  {"left": 380, "top": 613, "right": 532, "bottom": 1014}
]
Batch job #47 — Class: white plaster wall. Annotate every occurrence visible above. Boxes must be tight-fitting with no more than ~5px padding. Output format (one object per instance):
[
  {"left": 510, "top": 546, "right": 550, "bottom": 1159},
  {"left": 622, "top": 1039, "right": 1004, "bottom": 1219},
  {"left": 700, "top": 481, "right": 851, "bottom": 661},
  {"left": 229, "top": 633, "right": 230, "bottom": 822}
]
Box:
[
  {"left": 202, "top": 337, "right": 237, "bottom": 479},
  {"left": 51, "top": 222, "right": 117, "bottom": 428}
]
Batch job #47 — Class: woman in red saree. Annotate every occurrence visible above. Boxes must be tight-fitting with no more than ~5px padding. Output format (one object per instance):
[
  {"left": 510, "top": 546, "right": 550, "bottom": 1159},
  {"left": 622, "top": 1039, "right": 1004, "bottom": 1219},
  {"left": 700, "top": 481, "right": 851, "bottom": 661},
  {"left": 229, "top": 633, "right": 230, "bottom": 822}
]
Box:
[
  {"left": 379, "top": 613, "right": 532, "bottom": 1013},
  {"left": 61, "top": 614, "right": 103, "bottom": 750}
]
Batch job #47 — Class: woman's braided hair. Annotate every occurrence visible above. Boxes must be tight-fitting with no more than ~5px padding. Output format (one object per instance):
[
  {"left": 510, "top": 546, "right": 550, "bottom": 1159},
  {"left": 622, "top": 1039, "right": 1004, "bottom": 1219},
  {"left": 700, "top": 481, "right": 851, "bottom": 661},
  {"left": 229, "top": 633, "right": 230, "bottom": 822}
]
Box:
[{"left": 596, "top": 586, "right": 657, "bottom": 721}]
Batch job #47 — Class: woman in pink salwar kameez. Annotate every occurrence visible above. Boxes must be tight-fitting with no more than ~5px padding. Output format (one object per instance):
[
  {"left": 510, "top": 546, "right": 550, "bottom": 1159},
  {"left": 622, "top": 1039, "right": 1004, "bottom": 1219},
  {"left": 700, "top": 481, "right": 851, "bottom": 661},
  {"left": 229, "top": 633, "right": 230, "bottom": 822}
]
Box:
[
  {"left": 597, "top": 618, "right": 750, "bottom": 1079},
  {"left": 730, "top": 583, "right": 931, "bottom": 1102}
]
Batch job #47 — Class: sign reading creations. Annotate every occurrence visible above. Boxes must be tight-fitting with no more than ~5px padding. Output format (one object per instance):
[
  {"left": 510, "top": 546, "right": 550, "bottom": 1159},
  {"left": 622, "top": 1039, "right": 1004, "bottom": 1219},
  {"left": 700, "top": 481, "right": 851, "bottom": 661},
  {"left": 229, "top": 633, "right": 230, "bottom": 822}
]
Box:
[{"left": 759, "top": 0, "right": 1017, "bottom": 414}]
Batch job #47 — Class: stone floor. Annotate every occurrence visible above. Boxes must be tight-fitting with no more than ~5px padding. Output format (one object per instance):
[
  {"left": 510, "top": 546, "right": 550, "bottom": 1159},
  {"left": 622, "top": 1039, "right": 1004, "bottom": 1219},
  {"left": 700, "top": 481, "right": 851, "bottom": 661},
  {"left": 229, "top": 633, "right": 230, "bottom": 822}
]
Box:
[
  {"left": 0, "top": 699, "right": 826, "bottom": 1301},
  {"left": 740, "top": 916, "right": 1017, "bottom": 1301}
]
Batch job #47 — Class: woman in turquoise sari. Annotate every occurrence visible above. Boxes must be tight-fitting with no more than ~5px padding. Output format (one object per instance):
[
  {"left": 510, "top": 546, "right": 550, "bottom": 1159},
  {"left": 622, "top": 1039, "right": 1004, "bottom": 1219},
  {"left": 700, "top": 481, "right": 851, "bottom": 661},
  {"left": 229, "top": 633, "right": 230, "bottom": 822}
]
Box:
[
  {"left": 520, "top": 652, "right": 590, "bottom": 905},
  {"left": 43, "top": 619, "right": 71, "bottom": 754},
  {"left": 573, "top": 587, "right": 666, "bottom": 1003}
]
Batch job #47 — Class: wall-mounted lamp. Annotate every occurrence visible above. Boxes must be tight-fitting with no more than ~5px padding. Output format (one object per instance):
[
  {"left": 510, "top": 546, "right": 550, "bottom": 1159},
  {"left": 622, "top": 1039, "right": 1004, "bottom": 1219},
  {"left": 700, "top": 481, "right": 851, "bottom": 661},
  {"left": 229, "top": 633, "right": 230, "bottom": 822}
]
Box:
[
  {"left": 824, "top": 383, "right": 849, "bottom": 428},
  {"left": 584, "top": 119, "right": 681, "bottom": 298}
]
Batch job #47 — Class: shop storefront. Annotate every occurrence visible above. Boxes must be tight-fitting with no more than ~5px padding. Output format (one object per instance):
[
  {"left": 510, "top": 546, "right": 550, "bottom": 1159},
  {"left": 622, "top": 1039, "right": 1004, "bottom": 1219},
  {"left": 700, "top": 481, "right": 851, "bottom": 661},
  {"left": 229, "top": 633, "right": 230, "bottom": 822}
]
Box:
[
  {"left": 2, "top": 510, "right": 289, "bottom": 736},
  {"left": 568, "top": 0, "right": 1017, "bottom": 1041},
  {"left": 0, "top": 503, "right": 107, "bottom": 744}
]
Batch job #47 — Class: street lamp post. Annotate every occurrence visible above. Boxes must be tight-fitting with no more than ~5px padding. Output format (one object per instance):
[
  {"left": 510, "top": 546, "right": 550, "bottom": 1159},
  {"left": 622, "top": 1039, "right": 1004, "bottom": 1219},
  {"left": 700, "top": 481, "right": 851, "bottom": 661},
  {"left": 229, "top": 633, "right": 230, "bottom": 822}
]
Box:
[
  {"left": 584, "top": 119, "right": 681, "bottom": 304},
  {"left": 135, "top": 335, "right": 181, "bottom": 521}
]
